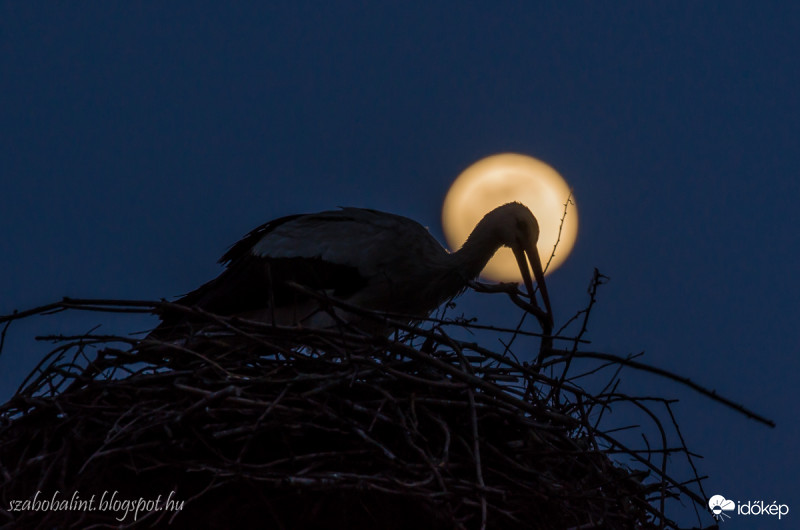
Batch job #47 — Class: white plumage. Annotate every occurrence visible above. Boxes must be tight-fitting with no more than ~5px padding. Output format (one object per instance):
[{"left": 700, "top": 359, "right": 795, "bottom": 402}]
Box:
[{"left": 156, "top": 202, "right": 552, "bottom": 334}]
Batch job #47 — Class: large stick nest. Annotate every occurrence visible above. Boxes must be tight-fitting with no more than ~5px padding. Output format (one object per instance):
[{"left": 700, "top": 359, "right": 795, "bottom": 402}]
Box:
[{"left": 0, "top": 277, "right": 743, "bottom": 529}]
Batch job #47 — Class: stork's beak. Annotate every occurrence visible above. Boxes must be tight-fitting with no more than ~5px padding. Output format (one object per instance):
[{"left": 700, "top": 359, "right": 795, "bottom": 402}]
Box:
[{"left": 513, "top": 244, "right": 553, "bottom": 327}]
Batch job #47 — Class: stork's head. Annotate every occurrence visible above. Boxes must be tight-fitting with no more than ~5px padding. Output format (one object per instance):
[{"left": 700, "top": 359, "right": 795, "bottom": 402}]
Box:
[
  {"left": 485, "top": 202, "right": 541, "bottom": 249},
  {"left": 484, "top": 202, "right": 553, "bottom": 325}
]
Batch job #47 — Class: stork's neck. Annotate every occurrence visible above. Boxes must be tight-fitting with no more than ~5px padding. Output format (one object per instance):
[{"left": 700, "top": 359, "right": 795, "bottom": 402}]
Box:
[{"left": 449, "top": 218, "right": 504, "bottom": 281}]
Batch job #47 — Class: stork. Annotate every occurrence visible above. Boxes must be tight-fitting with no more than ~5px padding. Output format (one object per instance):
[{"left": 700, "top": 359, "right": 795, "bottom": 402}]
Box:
[{"left": 155, "top": 202, "right": 552, "bottom": 336}]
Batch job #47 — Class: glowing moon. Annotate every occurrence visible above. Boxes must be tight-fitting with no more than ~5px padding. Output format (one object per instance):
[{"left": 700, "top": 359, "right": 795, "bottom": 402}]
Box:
[{"left": 442, "top": 153, "right": 578, "bottom": 281}]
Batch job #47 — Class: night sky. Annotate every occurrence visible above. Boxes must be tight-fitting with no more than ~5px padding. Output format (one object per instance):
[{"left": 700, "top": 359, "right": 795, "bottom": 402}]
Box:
[{"left": 2, "top": 3, "right": 798, "bottom": 527}]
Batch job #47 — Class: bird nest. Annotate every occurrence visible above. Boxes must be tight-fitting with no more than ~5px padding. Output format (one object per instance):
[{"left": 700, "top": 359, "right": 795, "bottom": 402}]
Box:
[{"left": 0, "top": 274, "right": 749, "bottom": 529}]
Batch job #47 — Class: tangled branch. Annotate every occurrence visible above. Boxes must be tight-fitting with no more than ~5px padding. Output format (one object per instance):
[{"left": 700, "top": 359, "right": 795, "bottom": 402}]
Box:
[{"left": 0, "top": 276, "right": 763, "bottom": 529}]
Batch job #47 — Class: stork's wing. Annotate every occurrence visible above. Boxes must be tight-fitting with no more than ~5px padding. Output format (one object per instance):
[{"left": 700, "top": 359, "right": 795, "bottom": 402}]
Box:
[
  {"left": 218, "top": 213, "right": 305, "bottom": 265},
  {"left": 251, "top": 208, "right": 447, "bottom": 276},
  {"left": 156, "top": 212, "right": 369, "bottom": 331},
  {"left": 155, "top": 207, "right": 447, "bottom": 333}
]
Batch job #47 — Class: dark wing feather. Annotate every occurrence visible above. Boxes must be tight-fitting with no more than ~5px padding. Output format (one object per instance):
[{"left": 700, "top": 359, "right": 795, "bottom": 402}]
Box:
[
  {"left": 218, "top": 213, "right": 306, "bottom": 265},
  {"left": 154, "top": 212, "right": 368, "bottom": 334}
]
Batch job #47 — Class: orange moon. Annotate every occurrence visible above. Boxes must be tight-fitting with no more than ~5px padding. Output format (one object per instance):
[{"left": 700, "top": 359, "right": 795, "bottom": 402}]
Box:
[{"left": 442, "top": 153, "right": 578, "bottom": 281}]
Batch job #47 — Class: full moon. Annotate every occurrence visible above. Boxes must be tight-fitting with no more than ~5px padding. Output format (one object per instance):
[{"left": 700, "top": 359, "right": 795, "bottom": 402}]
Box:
[{"left": 442, "top": 153, "right": 578, "bottom": 282}]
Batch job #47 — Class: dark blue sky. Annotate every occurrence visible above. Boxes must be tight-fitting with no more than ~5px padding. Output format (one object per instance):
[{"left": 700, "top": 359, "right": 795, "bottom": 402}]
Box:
[{"left": 2, "top": 3, "right": 798, "bottom": 527}]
